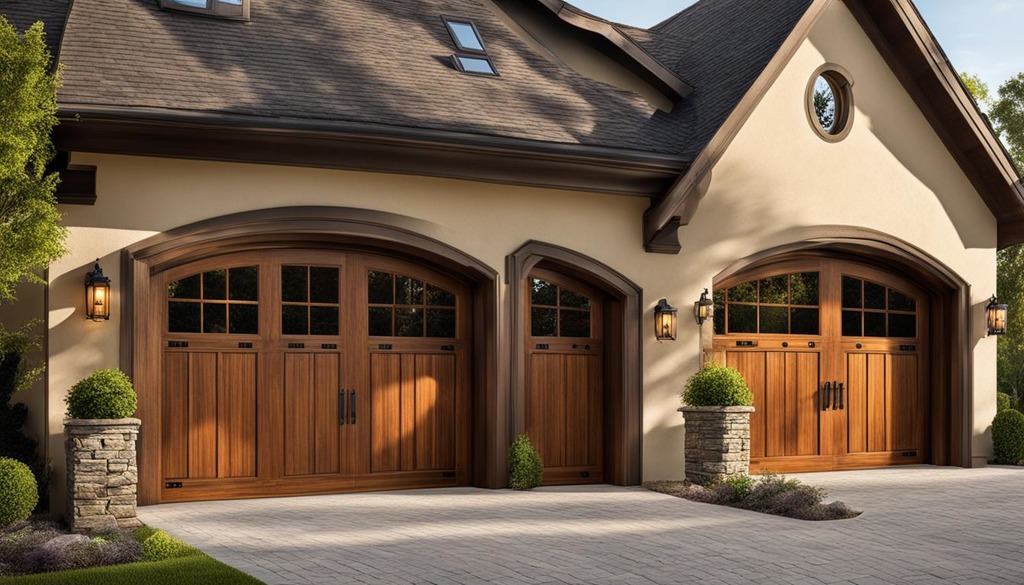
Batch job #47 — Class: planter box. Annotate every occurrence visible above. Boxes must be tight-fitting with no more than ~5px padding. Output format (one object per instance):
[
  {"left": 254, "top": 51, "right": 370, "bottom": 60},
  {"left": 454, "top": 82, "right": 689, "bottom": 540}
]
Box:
[
  {"left": 64, "top": 418, "right": 142, "bottom": 534},
  {"left": 678, "top": 406, "right": 754, "bottom": 484}
]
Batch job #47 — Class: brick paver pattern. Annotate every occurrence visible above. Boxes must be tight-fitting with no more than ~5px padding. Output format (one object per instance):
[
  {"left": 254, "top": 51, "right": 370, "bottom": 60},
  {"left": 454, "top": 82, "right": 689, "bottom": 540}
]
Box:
[{"left": 138, "top": 466, "right": 1024, "bottom": 584}]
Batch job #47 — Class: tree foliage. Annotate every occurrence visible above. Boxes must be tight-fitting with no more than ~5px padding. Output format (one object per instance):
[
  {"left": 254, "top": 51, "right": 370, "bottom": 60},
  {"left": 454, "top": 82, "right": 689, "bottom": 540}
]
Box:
[
  {"left": 0, "top": 17, "right": 66, "bottom": 302},
  {"left": 961, "top": 72, "right": 991, "bottom": 107},
  {"left": 989, "top": 73, "right": 1024, "bottom": 171}
]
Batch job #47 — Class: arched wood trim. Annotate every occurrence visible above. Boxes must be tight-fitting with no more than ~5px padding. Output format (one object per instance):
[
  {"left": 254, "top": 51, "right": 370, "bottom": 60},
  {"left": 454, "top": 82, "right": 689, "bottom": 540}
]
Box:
[
  {"left": 711, "top": 227, "right": 973, "bottom": 468},
  {"left": 506, "top": 241, "right": 642, "bottom": 485},
  {"left": 122, "top": 207, "right": 505, "bottom": 504}
]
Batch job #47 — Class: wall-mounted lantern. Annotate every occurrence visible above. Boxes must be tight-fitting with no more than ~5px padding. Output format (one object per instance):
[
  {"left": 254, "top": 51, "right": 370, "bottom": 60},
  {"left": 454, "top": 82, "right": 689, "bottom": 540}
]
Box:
[
  {"left": 693, "top": 288, "right": 714, "bottom": 326},
  {"left": 654, "top": 299, "right": 678, "bottom": 341},
  {"left": 85, "top": 259, "right": 111, "bottom": 322},
  {"left": 987, "top": 295, "right": 1008, "bottom": 336}
]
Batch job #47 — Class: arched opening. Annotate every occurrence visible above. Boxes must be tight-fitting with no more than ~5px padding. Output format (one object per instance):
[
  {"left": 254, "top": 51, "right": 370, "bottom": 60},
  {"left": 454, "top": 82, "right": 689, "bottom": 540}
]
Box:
[
  {"left": 507, "top": 241, "right": 643, "bottom": 485},
  {"left": 123, "top": 207, "right": 503, "bottom": 504},
  {"left": 711, "top": 231, "right": 972, "bottom": 469}
]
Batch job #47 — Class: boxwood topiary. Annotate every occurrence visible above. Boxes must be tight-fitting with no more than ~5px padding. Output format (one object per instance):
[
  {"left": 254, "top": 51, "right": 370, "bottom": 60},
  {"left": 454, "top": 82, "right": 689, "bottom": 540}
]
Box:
[
  {"left": 140, "top": 529, "right": 200, "bottom": 562},
  {"left": 993, "top": 409, "right": 1024, "bottom": 464},
  {"left": 508, "top": 434, "right": 543, "bottom": 490},
  {"left": 997, "top": 392, "right": 1013, "bottom": 413},
  {"left": 65, "top": 368, "right": 137, "bottom": 419},
  {"left": 0, "top": 457, "right": 39, "bottom": 528},
  {"left": 682, "top": 363, "right": 753, "bottom": 407}
]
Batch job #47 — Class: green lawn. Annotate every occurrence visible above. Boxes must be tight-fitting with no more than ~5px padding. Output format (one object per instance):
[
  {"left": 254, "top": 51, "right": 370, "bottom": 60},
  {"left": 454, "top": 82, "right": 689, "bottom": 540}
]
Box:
[{"left": 0, "top": 555, "right": 264, "bottom": 585}]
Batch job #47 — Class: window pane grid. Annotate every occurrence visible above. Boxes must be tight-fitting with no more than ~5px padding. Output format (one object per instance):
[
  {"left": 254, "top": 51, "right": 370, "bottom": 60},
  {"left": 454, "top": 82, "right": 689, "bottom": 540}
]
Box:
[
  {"left": 282, "top": 265, "right": 340, "bottom": 336},
  {"left": 840, "top": 276, "right": 917, "bottom": 338},
  {"left": 529, "top": 278, "right": 591, "bottom": 338},
  {"left": 716, "top": 272, "right": 819, "bottom": 335},
  {"left": 168, "top": 266, "right": 259, "bottom": 334},
  {"left": 368, "top": 271, "right": 457, "bottom": 338}
]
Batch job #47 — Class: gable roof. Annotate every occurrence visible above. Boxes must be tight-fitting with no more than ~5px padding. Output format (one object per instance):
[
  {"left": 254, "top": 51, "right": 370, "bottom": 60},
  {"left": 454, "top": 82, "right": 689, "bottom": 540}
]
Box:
[
  {"left": 1, "top": 0, "right": 1021, "bottom": 249},
  {"left": 0, "top": 0, "right": 70, "bottom": 61}
]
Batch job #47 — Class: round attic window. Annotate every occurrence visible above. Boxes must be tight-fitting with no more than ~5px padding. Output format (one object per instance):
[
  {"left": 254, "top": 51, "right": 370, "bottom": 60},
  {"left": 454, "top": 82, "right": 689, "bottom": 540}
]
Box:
[{"left": 806, "top": 65, "right": 854, "bottom": 141}]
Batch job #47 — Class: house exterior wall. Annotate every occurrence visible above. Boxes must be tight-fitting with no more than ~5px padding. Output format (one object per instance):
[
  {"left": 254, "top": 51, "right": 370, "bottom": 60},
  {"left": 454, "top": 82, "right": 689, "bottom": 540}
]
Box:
[{"left": 13, "top": 0, "right": 998, "bottom": 511}]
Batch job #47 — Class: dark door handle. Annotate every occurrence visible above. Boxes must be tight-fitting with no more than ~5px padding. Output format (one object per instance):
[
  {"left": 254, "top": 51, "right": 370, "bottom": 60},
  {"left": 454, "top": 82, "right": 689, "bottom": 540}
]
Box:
[
  {"left": 822, "top": 381, "right": 831, "bottom": 411},
  {"left": 338, "top": 390, "right": 346, "bottom": 426},
  {"left": 349, "top": 390, "right": 356, "bottom": 425},
  {"left": 837, "top": 383, "right": 845, "bottom": 410}
]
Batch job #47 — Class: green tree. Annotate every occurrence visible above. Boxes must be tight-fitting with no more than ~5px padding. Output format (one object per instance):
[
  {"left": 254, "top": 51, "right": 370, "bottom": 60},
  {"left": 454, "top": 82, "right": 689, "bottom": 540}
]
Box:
[
  {"left": 0, "top": 17, "right": 66, "bottom": 303},
  {"left": 964, "top": 72, "right": 1024, "bottom": 404}
]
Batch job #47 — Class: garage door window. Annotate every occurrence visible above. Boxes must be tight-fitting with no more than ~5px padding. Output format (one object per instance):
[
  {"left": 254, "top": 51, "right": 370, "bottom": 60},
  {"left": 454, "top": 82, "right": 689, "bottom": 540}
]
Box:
[
  {"left": 168, "top": 266, "right": 259, "bottom": 334},
  {"left": 368, "top": 271, "right": 457, "bottom": 337},
  {"left": 530, "top": 278, "right": 591, "bottom": 338}
]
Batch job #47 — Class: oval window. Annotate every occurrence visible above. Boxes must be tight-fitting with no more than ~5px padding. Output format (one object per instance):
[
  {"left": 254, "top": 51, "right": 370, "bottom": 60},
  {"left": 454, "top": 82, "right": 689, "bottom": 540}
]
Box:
[{"left": 806, "top": 66, "right": 853, "bottom": 141}]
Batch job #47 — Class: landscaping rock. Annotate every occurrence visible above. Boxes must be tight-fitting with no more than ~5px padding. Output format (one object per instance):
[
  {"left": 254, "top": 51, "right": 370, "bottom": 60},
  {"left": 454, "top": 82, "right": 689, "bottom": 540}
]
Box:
[{"left": 37, "top": 534, "right": 89, "bottom": 555}]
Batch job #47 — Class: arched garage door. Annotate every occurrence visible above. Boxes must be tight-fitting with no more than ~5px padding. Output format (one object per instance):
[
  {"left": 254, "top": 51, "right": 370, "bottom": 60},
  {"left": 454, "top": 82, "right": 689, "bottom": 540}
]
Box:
[{"left": 156, "top": 250, "right": 472, "bottom": 502}]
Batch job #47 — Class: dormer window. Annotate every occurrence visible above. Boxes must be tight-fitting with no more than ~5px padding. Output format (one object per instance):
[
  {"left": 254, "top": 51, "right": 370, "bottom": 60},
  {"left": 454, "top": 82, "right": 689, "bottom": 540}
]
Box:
[
  {"left": 159, "top": 0, "right": 250, "bottom": 21},
  {"left": 443, "top": 17, "right": 498, "bottom": 77}
]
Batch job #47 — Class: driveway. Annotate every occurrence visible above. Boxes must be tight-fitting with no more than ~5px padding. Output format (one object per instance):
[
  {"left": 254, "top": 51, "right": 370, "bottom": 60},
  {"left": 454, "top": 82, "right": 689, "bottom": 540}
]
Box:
[{"left": 137, "top": 466, "right": 1024, "bottom": 584}]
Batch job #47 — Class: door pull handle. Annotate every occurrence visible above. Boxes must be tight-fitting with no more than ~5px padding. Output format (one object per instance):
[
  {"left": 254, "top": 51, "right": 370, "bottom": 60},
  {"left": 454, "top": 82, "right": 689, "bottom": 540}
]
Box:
[
  {"left": 822, "top": 381, "right": 831, "bottom": 411},
  {"left": 338, "top": 390, "right": 346, "bottom": 426},
  {"left": 837, "top": 383, "right": 845, "bottom": 410},
  {"left": 349, "top": 390, "right": 356, "bottom": 425}
]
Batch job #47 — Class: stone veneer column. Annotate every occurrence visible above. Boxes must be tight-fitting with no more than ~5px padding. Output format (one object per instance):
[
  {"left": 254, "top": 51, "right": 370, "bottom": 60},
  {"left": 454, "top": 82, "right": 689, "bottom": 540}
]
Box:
[
  {"left": 64, "top": 418, "right": 142, "bottom": 533},
  {"left": 679, "top": 406, "right": 754, "bottom": 484}
]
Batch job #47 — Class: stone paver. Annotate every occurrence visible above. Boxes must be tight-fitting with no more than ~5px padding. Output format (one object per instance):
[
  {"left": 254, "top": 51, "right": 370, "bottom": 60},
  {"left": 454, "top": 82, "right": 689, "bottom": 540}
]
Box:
[{"left": 138, "top": 466, "right": 1024, "bottom": 584}]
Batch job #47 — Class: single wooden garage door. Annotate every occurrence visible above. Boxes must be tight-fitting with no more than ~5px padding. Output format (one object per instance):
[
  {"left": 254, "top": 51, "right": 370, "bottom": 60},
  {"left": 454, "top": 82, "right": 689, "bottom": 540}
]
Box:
[
  {"left": 525, "top": 269, "right": 604, "bottom": 485},
  {"left": 711, "top": 259, "right": 928, "bottom": 473},
  {"left": 157, "top": 251, "right": 471, "bottom": 502}
]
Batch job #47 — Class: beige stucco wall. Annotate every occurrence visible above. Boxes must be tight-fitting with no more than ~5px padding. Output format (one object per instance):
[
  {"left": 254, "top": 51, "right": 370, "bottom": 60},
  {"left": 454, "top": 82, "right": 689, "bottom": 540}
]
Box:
[{"left": 24, "top": 0, "right": 1000, "bottom": 510}]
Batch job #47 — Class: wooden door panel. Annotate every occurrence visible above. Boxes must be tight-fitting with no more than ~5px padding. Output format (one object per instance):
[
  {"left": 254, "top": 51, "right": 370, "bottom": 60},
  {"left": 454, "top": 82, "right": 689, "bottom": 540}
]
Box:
[
  {"left": 564, "top": 354, "right": 598, "bottom": 467},
  {"left": 794, "top": 353, "right": 820, "bottom": 457},
  {"left": 314, "top": 353, "right": 341, "bottom": 475},
  {"left": 162, "top": 353, "right": 189, "bottom": 479},
  {"left": 413, "top": 354, "right": 456, "bottom": 471},
  {"left": 728, "top": 352, "right": 766, "bottom": 458},
  {"left": 764, "top": 353, "right": 785, "bottom": 459},
  {"left": 867, "top": 354, "right": 887, "bottom": 452},
  {"left": 846, "top": 353, "right": 868, "bottom": 454},
  {"left": 527, "top": 354, "right": 565, "bottom": 469},
  {"left": 890, "top": 355, "right": 919, "bottom": 451},
  {"left": 284, "top": 353, "right": 313, "bottom": 476},
  {"left": 188, "top": 353, "right": 218, "bottom": 479},
  {"left": 371, "top": 353, "right": 402, "bottom": 473},
  {"left": 218, "top": 353, "right": 257, "bottom": 478}
]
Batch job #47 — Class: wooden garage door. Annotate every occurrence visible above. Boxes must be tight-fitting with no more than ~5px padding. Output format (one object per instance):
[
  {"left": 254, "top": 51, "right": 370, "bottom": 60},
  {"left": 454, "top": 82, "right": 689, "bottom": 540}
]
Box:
[
  {"left": 525, "top": 269, "right": 604, "bottom": 485},
  {"left": 712, "top": 259, "right": 927, "bottom": 473},
  {"left": 158, "top": 251, "right": 471, "bottom": 502}
]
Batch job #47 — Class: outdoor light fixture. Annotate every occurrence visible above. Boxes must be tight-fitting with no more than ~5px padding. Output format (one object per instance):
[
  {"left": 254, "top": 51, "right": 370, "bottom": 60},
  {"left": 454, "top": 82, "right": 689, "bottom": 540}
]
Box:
[
  {"left": 654, "top": 299, "right": 678, "bottom": 341},
  {"left": 85, "top": 259, "right": 111, "bottom": 322},
  {"left": 987, "top": 295, "right": 1008, "bottom": 336},
  {"left": 693, "top": 288, "right": 714, "bottom": 326}
]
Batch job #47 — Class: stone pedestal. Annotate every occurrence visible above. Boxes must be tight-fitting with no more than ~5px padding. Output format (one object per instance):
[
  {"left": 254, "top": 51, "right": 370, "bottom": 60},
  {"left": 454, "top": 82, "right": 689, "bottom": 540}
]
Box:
[
  {"left": 679, "top": 406, "right": 754, "bottom": 484},
  {"left": 64, "top": 418, "right": 142, "bottom": 533}
]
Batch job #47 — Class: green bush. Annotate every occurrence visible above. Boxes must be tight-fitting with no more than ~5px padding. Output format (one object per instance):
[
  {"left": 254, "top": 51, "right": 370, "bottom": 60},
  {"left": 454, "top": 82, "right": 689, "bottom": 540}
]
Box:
[
  {"left": 682, "top": 363, "right": 753, "bottom": 407},
  {"left": 997, "top": 392, "right": 1014, "bottom": 413},
  {"left": 0, "top": 457, "right": 38, "bottom": 528},
  {"left": 992, "top": 409, "right": 1024, "bottom": 464},
  {"left": 140, "top": 530, "right": 200, "bottom": 562},
  {"left": 508, "top": 434, "right": 543, "bottom": 490},
  {"left": 720, "top": 474, "right": 755, "bottom": 502},
  {"left": 65, "top": 369, "right": 137, "bottom": 419}
]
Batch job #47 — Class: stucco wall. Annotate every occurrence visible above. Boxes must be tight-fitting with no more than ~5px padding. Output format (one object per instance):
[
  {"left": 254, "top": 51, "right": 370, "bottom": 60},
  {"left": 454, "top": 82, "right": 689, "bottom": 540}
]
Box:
[{"left": 25, "top": 0, "right": 999, "bottom": 510}]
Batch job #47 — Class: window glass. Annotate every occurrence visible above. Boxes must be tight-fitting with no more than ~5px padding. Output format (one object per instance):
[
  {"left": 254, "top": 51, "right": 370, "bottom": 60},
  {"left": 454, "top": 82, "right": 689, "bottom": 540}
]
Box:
[
  {"left": 812, "top": 76, "right": 837, "bottom": 133},
  {"left": 369, "top": 270, "right": 457, "bottom": 338},
  {"left": 168, "top": 266, "right": 258, "bottom": 334},
  {"left": 529, "top": 278, "right": 592, "bottom": 338},
  {"left": 839, "top": 276, "right": 918, "bottom": 339},
  {"left": 455, "top": 55, "right": 497, "bottom": 76},
  {"left": 447, "top": 21, "right": 484, "bottom": 52},
  {"left": 716, "top": 272, "right": 820, "bottom": 335},
  {"left": 281, "top": 265, "right": 340, "bottom": 336}
]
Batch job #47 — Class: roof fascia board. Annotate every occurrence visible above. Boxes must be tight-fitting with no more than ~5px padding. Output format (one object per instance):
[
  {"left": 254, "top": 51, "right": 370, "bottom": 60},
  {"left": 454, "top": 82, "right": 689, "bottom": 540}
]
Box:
[
  {"left": 55, "top": 106, "right": 688, "bottom": 198},
  {"left": 642, "top": 0, "right": 834, "bottom": 253},
  {"left": 534, "top": 0, "right": 694, "bottom": 101}
]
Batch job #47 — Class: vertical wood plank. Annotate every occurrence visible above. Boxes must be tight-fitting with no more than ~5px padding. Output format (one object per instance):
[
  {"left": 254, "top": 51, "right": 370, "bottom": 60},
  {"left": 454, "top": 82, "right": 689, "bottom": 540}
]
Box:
[
  {"left": 188, "top": 353, "right": 218, "bottom": 479},
  {"left": 795, "top": 353, "right": 820, "bottom": 456},
  {"left": 218, "top": 353, "right": 257, "bottom": 478},
  {"left": 891, "top": 354, "right": 918, "bottom": 451},
  {"left": 527, "top": 354, "right": 565, "bottom": 468},
  {"left": 371, "top": 353, "right": 402, "bottom": 473},
  {"left": 400, "top": 354, "right": 416, "bottom": 471},
  {"left": 162, "top": 353, "right": 189, "bottom": 479},
  {"left": 564, "top": 355, "right": 592, "bottom": 467},
  {"left": 764, "top": 353, "right": 784, "bottom": 458},
  {"left": 867, "top": 354, "right": 887, "bottom": 452},
  {"left": 284, "top": 353, "right": 313, "bottom": 476},
  {"left": 413, "top": 354, "right": 456, "bottom": 470},
  {"left": 846, "top": 353, "right": 867, "bottom": 454},
  {"left": 314, "top": 353, "right": 340, "bottom": 475},
  {"left": 784, "top": 353, "right": 799, "bottom": 456},
  {"left": 727, "top": 352, "right": 767, "bottom": 458}
]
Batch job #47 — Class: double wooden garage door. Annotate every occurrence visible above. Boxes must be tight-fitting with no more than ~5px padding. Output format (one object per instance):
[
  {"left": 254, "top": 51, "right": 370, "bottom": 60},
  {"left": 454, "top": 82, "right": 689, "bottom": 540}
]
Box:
[
  {"left": 157, "top": 251, "right": 471, "bottom": 502},
  {"left": 712, "top": 260, "right": 929, "bottom": 473}
]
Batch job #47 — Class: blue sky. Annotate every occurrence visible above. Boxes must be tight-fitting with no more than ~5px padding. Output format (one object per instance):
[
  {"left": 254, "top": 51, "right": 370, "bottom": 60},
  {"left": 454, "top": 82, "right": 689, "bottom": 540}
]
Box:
[{"left": 571, "top": 0, "right": 1024, "bottom": 90}]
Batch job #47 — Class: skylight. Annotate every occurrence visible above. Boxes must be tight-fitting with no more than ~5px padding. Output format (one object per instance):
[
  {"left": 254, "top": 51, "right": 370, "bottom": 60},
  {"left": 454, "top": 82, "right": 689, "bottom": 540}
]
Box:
[
  {"left": 159, "top": 0, "right": 249, "bottom": 21},
  {"left": 442, "top": 17, "right": 497, "bottom": 77}
]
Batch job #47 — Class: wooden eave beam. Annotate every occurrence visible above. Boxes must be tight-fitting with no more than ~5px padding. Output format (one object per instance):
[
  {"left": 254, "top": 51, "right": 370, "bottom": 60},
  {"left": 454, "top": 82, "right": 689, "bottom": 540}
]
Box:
[{"left": 642, "top": 0, "right": 834, "bottom": 254}]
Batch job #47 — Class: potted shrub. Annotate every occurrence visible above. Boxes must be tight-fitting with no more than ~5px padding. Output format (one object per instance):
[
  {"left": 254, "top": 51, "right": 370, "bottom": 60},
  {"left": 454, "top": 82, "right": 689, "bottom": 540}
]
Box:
[
  {"left": 63, "top": 368, "right": 141, "bottom": 533},
  {"left": 679, "top": 363, "right": 754, "bottom": 484}
]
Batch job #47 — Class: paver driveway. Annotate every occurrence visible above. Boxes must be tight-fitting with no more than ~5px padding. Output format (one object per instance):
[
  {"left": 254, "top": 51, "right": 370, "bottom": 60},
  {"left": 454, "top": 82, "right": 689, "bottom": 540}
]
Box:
[{"left": 138, "top": 466, "right": 1024, "bottom": 584}]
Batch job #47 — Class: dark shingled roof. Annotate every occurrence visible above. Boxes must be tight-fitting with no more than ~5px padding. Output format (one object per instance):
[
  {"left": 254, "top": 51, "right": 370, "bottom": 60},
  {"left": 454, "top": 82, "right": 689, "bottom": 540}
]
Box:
[{"left": 0, "top": 0, "right": 813, "bottom": 160}]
